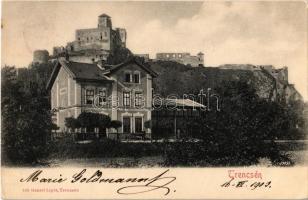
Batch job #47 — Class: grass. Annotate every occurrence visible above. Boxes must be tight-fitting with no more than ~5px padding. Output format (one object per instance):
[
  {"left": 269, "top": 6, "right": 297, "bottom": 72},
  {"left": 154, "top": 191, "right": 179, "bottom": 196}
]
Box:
[
  {"left": 4, "top": 137, "right": 304, "bottom": 167},
  {"left": 44, "top": 138, "right": 304, "bottom": 167}
]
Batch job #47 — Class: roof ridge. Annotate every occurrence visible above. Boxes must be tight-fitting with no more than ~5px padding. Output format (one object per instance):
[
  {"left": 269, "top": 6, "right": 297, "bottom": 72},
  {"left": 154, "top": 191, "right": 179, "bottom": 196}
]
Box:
[{"left": 99, "top": 13, "right": 111, "bottom": 18}]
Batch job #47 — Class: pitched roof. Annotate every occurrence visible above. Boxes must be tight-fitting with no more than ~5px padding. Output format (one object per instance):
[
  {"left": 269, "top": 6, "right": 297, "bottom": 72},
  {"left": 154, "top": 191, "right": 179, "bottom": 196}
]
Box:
[
  {"left": 154, "top": 98, "right": 206, "bottom": 109},
  {"left": 46, "top": 59, "right": 111, "bottom": 90},
  {"left": 103, "top": 57, "right": 158, "bottom": 77},
  {"left": 65, "top": 61, "right": 110, "bottom": 81},
  {"left": 46, "top": 57, "right": 158, "bottom": 90}
]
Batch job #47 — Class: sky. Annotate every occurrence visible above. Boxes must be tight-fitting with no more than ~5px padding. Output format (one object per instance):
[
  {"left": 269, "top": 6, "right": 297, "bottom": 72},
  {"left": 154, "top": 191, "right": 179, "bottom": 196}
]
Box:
[{"left": 1, "top": 1, "right": 307, "bottom": 99}]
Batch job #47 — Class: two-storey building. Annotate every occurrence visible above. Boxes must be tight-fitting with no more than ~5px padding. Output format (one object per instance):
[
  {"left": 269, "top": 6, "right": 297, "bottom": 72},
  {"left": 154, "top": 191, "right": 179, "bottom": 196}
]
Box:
[{"left": 47, "top": 57, "right": 157, "bottom": 138}]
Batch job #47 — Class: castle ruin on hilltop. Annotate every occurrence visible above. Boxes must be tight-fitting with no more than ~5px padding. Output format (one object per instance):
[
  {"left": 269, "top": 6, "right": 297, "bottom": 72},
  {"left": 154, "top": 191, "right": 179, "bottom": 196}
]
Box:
[
  {"left": 33, "top": 14, "right": 206, "bottom": 67},
  {"left": 155, "top": 52, "right": 204, "bottom": 67},
  {"left": 34, "top": 14, "right": 127, "bottom": 64}
]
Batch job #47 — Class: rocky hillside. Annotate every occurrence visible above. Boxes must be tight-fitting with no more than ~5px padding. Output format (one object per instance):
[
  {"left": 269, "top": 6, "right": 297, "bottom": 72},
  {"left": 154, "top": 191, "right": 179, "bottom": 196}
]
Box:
[{"left": 148, "top": 61, "right": 275, "bottom": 100}]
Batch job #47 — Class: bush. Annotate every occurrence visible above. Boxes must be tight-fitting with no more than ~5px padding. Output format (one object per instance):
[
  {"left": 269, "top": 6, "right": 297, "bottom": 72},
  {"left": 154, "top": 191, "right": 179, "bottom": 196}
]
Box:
[
  {"left": 109, "top": 120, "right": 122, "bottom": 131},
  {"left": 77, "top": 112, "right": 111, "bottom": 130},
  {"left": 65, "top": 117, "right": 81, "bottom": 130},
  {"left": 50, "top": 138, "right": 165, "bottom": 159},
  {"left": 163, "top": 142, "right": 207, "bottom": 166}
]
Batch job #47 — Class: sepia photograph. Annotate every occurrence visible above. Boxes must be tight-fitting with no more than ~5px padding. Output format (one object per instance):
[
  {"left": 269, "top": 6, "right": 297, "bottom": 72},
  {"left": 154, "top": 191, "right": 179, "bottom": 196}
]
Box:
[
  {"left": 1, "top": 1, "right": 308, "bottom": 199},
  {"left": 2, "top": 0, "right": 308, "bottom": 168}
]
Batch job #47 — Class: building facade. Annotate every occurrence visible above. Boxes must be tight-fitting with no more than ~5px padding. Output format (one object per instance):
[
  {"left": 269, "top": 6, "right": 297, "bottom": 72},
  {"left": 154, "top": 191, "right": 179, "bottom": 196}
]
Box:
[{"left": 47, "top": 57, "right": 157, "bottom": 138}]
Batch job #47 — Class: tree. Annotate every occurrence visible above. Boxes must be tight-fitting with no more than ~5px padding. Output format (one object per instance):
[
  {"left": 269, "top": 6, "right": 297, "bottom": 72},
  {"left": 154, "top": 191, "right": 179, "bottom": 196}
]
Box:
[
  {"left": 163, "top": 80, "right": 296, "bottom": 166},
  {"left": 109, "top": 120, "right": 122, "bottom": 140},
  {"left": 2, "top": 66, "right": 53, "bottom": 164},
  {"left": 106, "top": 47, "right": 133, "bottom": 65},
  {"left": 77, "top": 112, "right": 111, "bottom": 132},
  {"left": 195, "top": 80, "right": 293, "bottom": 164},
  {"left": 51, "top": 123, "right": 60, "bottom": 132},
  {"left": 109, "top": 120, "right": 122, "bottom": 132},
  {"left": 152, "top": 114, "right": 174, "bottom": 140},
  {"left": 144, "top": 120, "right": 151, "bottom": 129},
  {"left": 65, "top": 117, "right": 81, "bottom": 132}
]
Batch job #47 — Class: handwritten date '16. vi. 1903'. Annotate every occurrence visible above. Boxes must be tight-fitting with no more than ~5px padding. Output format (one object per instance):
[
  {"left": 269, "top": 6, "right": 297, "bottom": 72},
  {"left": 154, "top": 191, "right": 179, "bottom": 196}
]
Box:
[{"left": 221, "top": 170, "right": 271, "bottom": 190}]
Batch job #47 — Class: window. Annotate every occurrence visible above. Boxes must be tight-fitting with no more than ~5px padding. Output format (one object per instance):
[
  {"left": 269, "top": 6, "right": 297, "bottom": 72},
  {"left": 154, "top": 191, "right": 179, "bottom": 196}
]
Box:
[
  {"left": 123, "top": 117, "right": 131, "bottom": 133},
  {"left": 85, "top": 89, "right": 94, "bottom": 105},
  {"left": 135, "top": 117, "right": 142, "bottom": 133},
  {"left": 134, "top": 73, "right": 140, "bottom": 83},
  {"left": 135, "top": 92, "right": 143, "bottom": 107},
  {"left": 125, "top": 73, "right": 131, "bottom": 82},
  {"left": 98, "top": 89, "right": 107, "bottom": 105},
  {"left": 123, "top": 92, "right": 131, "bottom": 107}
]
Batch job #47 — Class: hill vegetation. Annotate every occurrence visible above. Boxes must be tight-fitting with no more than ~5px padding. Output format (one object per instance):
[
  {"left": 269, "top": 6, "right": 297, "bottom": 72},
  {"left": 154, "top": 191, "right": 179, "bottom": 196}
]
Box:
[{"left": 149, "top": 60, "right": 274, "bottom": 99}]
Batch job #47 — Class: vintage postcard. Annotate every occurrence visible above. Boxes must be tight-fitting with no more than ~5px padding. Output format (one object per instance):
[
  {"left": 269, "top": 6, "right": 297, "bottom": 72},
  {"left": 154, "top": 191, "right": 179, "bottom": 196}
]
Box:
[{"left": 1, "top": 1, "right": 308, "bottom": 199}]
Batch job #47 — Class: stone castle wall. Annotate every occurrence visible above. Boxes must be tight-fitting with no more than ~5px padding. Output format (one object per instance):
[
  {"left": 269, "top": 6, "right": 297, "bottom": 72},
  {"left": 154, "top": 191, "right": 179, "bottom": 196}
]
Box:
[
  {"left": 156, "top": 52, "right": 204, "bottom": 67},
  {"left": 71, "top": 27, "right": 112, "bottom": 51}
]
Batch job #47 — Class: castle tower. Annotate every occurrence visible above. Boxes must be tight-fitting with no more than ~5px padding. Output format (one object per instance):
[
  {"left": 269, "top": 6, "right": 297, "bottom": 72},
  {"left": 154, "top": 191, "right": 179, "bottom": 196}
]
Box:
[
  {"left": 197, "top": 52, "right": 204, "bottom": 66},
  {"left": 33, "top": 50, "right": 49, "bottom": 64},
  {"left": 116, "top": 28, "right": 127, "bottom": 48},
  {"left": 98, "top": 14, "right": 112, "bottom": 29},
  {"left": 278, "top": 66, "right": 288, "bottom": 83}
]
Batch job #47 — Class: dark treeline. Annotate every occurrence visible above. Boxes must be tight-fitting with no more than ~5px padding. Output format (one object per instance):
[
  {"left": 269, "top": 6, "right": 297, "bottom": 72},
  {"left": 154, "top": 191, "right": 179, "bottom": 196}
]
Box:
[{"left": 1, "top": 62, "right": 56, "bottom": 165}]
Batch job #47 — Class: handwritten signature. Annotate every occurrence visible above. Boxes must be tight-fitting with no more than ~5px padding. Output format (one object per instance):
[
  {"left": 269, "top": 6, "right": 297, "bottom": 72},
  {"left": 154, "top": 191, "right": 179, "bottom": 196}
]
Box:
[
  {"left": 20, "top": 169, "right": 176, "bottom": 195},
  {"left": 116, "top": 170, "right": 176, "bottom": 195}
]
